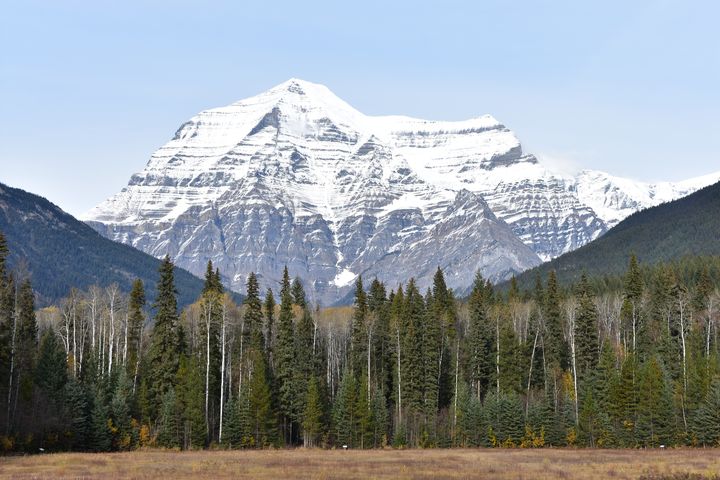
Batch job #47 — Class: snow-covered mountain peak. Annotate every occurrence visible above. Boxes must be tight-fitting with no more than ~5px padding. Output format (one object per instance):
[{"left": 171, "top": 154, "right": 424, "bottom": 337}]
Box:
[{"left": 84, "top": 79, "right": 720, "bottom": 304}]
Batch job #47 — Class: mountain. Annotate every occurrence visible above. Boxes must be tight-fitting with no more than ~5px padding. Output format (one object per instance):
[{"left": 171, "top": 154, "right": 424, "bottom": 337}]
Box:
[
  {"left": 83, "top": 78, "right": 720, "bottom": 304},
  {"left": 0, "top": 182, "right": 209, "bottom": 307},
  {"left": 510, "top": 179, "right": 720, "bottom": 289}
]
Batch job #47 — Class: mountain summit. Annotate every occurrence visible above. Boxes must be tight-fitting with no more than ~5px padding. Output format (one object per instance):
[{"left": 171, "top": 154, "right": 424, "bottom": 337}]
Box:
[{"left": 83, "top": 79, "right": 720, "bottom": 304}]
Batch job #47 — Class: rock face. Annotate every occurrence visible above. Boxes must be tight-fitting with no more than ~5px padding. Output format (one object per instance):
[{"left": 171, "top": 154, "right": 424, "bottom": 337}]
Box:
[{"left": 83, "top": 79, "right": 720, "bottom": 304}]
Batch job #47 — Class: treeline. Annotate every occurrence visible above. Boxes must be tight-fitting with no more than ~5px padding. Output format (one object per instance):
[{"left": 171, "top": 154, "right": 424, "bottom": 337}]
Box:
[{"left": 1, "top": 226, "right": 720, "bottom": 451}]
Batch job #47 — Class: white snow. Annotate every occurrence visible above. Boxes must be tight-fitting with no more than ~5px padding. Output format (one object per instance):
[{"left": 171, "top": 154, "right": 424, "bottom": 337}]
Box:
[
  {"left": 331, "top": 268, "right": 357, "bottom": 288},
  {"left": 83, "top": 77, "right": 720, "bottom": 265}
]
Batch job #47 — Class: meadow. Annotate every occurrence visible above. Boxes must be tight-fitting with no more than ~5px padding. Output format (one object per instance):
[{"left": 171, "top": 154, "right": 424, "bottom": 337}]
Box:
[{"left": 1, "top": 448, "right": 719, "bottom": 479}]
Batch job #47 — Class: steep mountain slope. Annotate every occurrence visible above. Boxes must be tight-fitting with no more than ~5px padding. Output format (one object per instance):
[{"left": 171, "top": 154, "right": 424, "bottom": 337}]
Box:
[
  {"left": 0, "top": 182, "right": 209, "bottom": 307},
  {"left": 83, "top": 78, "right": 719, "bottom": 304},
  {"left": 511, "top": 179, "right": 720, "bottom": 289}
]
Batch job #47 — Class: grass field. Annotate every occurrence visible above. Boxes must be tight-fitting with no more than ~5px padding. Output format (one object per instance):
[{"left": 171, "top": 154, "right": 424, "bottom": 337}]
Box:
[{"left": 1, "top": 448, "right": 719, "bottom": 479}]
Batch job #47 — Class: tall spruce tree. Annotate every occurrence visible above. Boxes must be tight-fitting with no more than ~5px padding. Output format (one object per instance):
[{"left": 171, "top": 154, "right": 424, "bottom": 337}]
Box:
[
  {"left": 467, "top": 273, "right": 493, "bottom": 400},
  {"left": 244, "top": 273, "right": 264, "bottom": 353},
  {"left": 350, "top": 276, "right": 368, "bottom": 376},
  {"left": 275, "top": 266, "right": 297, "bottom": 444},
  {"left": 127, "top": 279, "right": 145, "bottom": 389},
  {"left": 146, "top": 256, "right": 182, "bottom": 417},
  {"left": 575, "top": 275, "right": 599, "bottom": 383}
]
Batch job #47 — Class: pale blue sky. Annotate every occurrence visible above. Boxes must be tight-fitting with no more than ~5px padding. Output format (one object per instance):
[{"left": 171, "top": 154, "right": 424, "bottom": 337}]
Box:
[{"left": 1, "top": 0, "right": 718, "bottom": 216}]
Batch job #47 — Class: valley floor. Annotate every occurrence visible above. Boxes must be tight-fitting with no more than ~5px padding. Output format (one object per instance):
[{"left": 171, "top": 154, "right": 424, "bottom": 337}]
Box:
[{"left": 1, "top": 448, "right": 718, "bottom": 479}]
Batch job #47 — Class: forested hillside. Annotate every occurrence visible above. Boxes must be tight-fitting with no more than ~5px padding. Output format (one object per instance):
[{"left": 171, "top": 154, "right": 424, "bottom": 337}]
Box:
[
  {"left": 511, "top": 180, "right": 720, "bottom": 290},
  {"left": 0, "top": 182, "right": 208, "bottom": 307},
  {"left": 2, "top": 223, "right": 720, "bottom": 452}
]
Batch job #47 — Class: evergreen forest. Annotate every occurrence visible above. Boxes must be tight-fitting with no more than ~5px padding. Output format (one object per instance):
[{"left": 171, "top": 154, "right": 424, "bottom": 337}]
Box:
[{"left": 2, "top": 228, "right": 720, "bottom": 452}]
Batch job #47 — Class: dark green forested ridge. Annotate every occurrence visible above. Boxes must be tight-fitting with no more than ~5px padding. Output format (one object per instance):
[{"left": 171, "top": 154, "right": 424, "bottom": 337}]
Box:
[
  {"left": 0, "top": 181, "right": 225, "bottom": 307},
  {"left": 509, "top": 179, "right": 720, "bottom": 291},
  {"left": 2, "top": 221, "right": 720, "bottom": 451}
]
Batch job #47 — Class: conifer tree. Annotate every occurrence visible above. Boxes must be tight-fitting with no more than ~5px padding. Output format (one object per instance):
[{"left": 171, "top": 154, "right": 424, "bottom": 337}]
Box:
[
  {"left": 368, "top": 279, "right": 391, "bottom": 403},
  {"left": 222, "top": 397, "right": 242, "bottom": 447},
  {"left": 402, "top": 280, "right": 425, "bottom": 416},
  {"left": 275, "top": 266, "right": 296, "bottom": 444},
  {"left": 575, "top": 275, "right": 599, "bottom": 383},
  {"left": 65, "top": 378, "right": 92, "bottom": 450},
  {"left": 370, "top": 387, "right": 388, "bottom": 447},
  {"left": 635, "top": 357, "right": 674, "bottom": 446},
  {"left": 498, "top": 321, "right": 522, "bottom": 394},
  {"left": 693, "top": 378, "right": 720, "bottom": 446},
  {"left": 295, "top": 306, "right": 315, "bottom": 418},
  {"left": 467, "top": 273, "right": 492, "bottom": 400},
  {"left": 350, "top": 276, "right": 368, "bottom": 376},
  {"left": 34, "top": 329, "right": 67, "bottom": 409},
  {"left": 291, "top": 276, "right": 307, "bottom": 308},
  {"left": 264, "top": 288, "right": 276, "bottom": 367},
  {"left": 303, "top": 375, "right": 324, "bottom": 447},
  {"left": 247, "top": 348, "right": 275, "bottom": 447},
  {"left": 355, "top": 373, "right": 374, "bottom": 448},
  {"left": 176, "top": 355, "right": 205, "bottom": 449},
  {"left": 623, "top": 254, "right": 644, "bottom": 354},
  {"left": 127, "top": 279, "right": 145, "bottom": 388},
  {"left": 422, "top": 289, "right": 441, "bottom": 421},
  {"left": 91, "top": 384, "right": 112, "bottom": 451},
  {"left": 544, "top": 271, "right": 568, "bottom": 373},
  {"left": 110, "top": 371, "right": 133, "bottom": 449},
  {"left": 244, "top": 272, "right": 264, "bottom": 353},
  {"left": 146, "top": 256, "right": 182, "bottom": 415},
  {"left": 332, "top": 370, "right": 356, "bottom": 447},
  {"left": 157, "top": 388, "right": 179, "bottom": 448}
]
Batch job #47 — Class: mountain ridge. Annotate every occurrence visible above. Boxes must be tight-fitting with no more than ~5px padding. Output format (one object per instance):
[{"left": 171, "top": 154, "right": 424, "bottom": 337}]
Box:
[
  {"left": 82, "top": 78, "right": 720, "bottom": 304},
  {"left": 0, "top": 182, "right": 215, "bottom": 307}
]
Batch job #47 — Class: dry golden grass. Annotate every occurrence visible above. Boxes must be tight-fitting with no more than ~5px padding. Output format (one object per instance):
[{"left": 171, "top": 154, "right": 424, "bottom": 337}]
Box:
[{"left": 1, "top": 448, "right": 719, "bottom": 480}]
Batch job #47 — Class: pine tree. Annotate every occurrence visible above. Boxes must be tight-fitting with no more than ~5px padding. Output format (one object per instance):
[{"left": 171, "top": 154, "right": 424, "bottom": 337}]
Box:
[
  {"left": 355, "top": 372, "right": 372, "bottom": 448},
  {"left": 303, "top": 376, "right": 324, "bottom": 447},
  {"left": 34, "top": 329, "right": 67, "bottom": 408},
  {"left": 64, "top": 378, "right": 92, "bottom": 450},
  {"left": 402, "top": 280, "right": 425, "bottom": 417},
  {"left": 332, "top": 370, "right": 356, "bottom": 447},
  {"left": 693, "top": 378, "right": 720, "bottom": 446},
  {"left": 623, "top": 254, "right": 644, "bottom": 350},
  {"left": 295, "top": 306, "right": 315, "bottom": 419},
  {"left": 275, "top": 266, "right": 296, "bottom": 444},
  {"left": 244, "top": 273, "right": 265, "bottom": 353},
  {"left": 432, "top": 268, "right": 455, "bottom": 410},
  {"left": 498, "top": 321, "right": 523, "bottom": 394},
  {"left": 635, "top": 357, "right": 674, "bottom": 446},
  {"left": 247, "top": 348, "right": 275, "bottom": 447},
  {"left": 157, "top": 388, "right": 179, "bottom": 448},
  {"left": 467, "top": 273, "right": 493, "bottom": 400},
  {"left": 291, "top": 277, "right": 307, "bottom": 308},
  {"left": 176, "top": 355, "right": 205, "bottom": 449},
  {"left": 350, "top": 276, "right": 368, "bottom": 376},
  {"left": 370, "top": 387, "right": 388, "bottom": 447},
  {"left": 422, "top": 289, "right": 441, "bottom": 420},
  {"left": 544, "top": 271, "right": 568, "bottom": 373},
  {"left": 222, "top": 397, "right": 242, "bottom": 447},
  {"left": 110, "top": 371, "right": 133, "bottom": 449},
  {"left": 146, "top": 256, "right": 182, "bottom": 415},
  {"left": 264, "top": 288, "right": 276, "bottom": 368},
  {"left": 127, "top": 279, "right": 145, "bottom": 386},
  {"left": 368, "top": 279, "right": 391, "bottom": 404},
  {"left": 575, "top": 275, "right": 599, "bottom": 383},
  {"left": 199, "top": 260, "right": 223, "bottom": 443},
  {"left": 91, "top": 388, "right": 112, "bottom": 451}
]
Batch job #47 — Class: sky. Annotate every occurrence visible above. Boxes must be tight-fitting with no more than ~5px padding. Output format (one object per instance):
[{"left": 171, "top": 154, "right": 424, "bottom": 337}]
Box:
[{"left": 1, "top": 0, "right": 719, "bottom": 216}]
